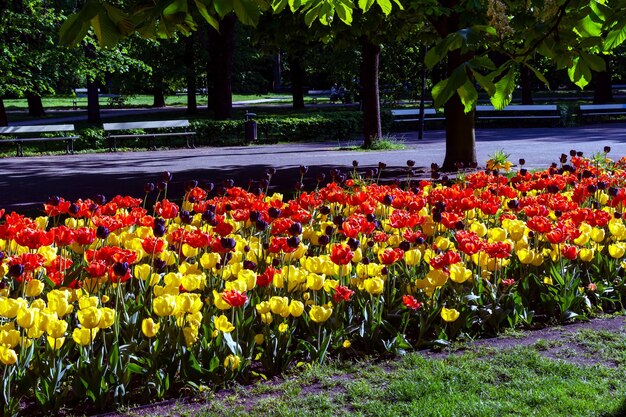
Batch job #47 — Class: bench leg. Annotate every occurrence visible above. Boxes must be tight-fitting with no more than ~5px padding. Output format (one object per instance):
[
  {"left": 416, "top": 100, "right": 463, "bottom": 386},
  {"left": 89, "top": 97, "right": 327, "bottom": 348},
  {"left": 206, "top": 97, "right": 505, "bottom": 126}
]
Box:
[
  {"left": 186, "top": 133, "right": 195, "bottom": 149},
  {"left": 150, "top": 136, "right": 156, "bottom": 151}
]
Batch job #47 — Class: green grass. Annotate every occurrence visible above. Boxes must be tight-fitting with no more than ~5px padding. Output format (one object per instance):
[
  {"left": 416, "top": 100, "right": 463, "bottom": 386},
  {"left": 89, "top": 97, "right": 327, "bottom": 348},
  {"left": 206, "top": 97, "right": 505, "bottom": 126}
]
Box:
[
  {"left": 121, "top": 328, "right": 626, "bottom": 417},
  {"left": 339, "top": 136, "right": 406, "bottom": 151},
  {"left": 3, "top": 93, "right": 291, "bottom": 111}
]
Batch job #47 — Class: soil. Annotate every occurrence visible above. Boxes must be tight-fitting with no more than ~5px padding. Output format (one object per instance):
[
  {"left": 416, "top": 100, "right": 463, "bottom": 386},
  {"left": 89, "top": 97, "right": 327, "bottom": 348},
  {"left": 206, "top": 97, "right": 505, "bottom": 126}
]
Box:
[{"left": 93, "top": 315, "right": 626, "bottom": 417}]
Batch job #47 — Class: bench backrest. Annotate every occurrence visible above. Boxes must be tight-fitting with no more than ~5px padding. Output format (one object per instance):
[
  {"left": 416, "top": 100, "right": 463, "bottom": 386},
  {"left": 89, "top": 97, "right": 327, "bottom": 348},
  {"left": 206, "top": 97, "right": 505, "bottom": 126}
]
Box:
[
  {"left": 0, "top": 125, "right": 75, "bottom": 134},
  {"left": 103, "top": 120, "right": 190, "bottom": 131},
  {"left": 475, "top": 105, "right": 557, "bottom": 112},
  {"left": 391, "top": 108, "right": 437, "bottom": 116},
  {"left": 580, "top": 104, "right": 626, "bottom": 111}
]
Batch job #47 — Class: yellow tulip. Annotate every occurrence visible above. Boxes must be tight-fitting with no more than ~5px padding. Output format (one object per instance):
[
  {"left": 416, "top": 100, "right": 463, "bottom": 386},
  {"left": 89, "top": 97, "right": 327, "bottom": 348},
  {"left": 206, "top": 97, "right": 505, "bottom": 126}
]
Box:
[
  {"left": 25, "top": 279, "right": 44, "bottom": 297},
  {"left": 177, "top": 293, "right": 203, "bottom": 314},
  {"left": 141, "top": 318, "right": 160, "bottom": 338},
  {"left": 78, "top": 295, "right": 99, "bottom": 310},
  {"left": 200, "top": 252, "right": 221, "bottom": 269},
  {"left": 591, "top": 227, "right": 606, "bottom": 243},
  {"left": 269, "top": 296, "right": 290, "bottom": 317},
  {"left": 77, "top": 306, "right": 102, "bottom": 329},
  {"left": 16, "top": 308, "right": 36, "bottom": 329},
  {"left": 609, "top": 243, "right": 626, "bottom": 259},
  {"left": 579, "top": 248, "right": 595, "bottom": 262},
  {"left": 516, "top": 248, "right": 535, "bottom": 265},
  {"left": 363, "top": 277, "right": 384, "bottom": 295},
  {"left": 214, "top": 315, "right": 235, "bottom": 333},
  {"left": 72, "top": 328, "right": 99, "bottom": 346},
  {"left": 470, "top": 221, "right": 488, "bottom": 238},
  {"left": 440, "top": 307, "right": 460, "bottom": 322},
  {"left": 134, "top": 264, "right": 152, "bottom": 281},
  {"left": 306, "top": 273, "right": 325, "bottom": 291},
  {"left": 488, "top": 228, "right": 507, "bottom": 242},
  {"left": 163, "top": 272, "right": 183, "bottom": 287},
  {"left": 181, "top": 274, "right": 205, "bottom": 292},
  {"left": 98, "top": 307, "right": 116, "bottom": 329},
  {"left": 237, "top": 269, "right": 257, "bottom": 291},
  {"left": 426, "top": 269, "right": 448, "bottom": 287},
  {"left": 223, "top": 354, "right": 241, "bottom": 370},
  {"left": 289, "top": 300, "right": 304, "bottom": 317},
  {"left": 0, "top": 329, "right": 20, "bottom": 348},
  {"left": 183, "top": 326, "right": 199, "bottom": 347},
  {"left": 153, "top": 294, "right": 177, "bottom": 317},
  {"left": 404, "top": 249, "right": 422, "bottom": 266},
  {"left": 254, "top": 334, "right": 265, "bottom": 344},
  {"left": 449, "top": 263, "right": 472, "bottom": 284},
  {"left": 0, "top": 346, "right": 17, "bottom": 365},
  {"left": 309, "top": 305, "right": 333, "bottom": 323},
  {"left": 256, "top": 301, "right": 271, "bottom": 315},
  {"left": 46, "top": 336, "right": 66, "bottom": 350},
  {"left": 278, "top": 322, "right": 289, "bottom": 333},
  {"left": 46, "top": 319, "right": 68, "bottom": 339}
]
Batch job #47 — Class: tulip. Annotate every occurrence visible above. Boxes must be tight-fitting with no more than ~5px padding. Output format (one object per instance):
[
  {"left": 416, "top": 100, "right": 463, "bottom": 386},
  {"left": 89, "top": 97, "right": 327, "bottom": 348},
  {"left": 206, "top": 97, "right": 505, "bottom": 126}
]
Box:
[
  {"left": 223, "top": 354, "right": 241, "bottom": 370},
  {"left": 289, "top": 300, "right": 305, "bottom": 317},
  {"left": 0, "top": 346, "right": 17, "bottom": 365},
  {"left": 309, "top": 305, "right": 333, "bottom": 323},
  {"left": 25, "top": 279, "right": 44, "bottom": 297},
  {"left": 363, "top": 277, "right": 384, "bottom": 295},
  {"left": 153, "top": 295, "right": 177, "bottom": 317},
  {"left": 72, "top": 328, "right": 99, "bottom": 346},
  {"left": 441, "top": 307, "right": 460, "bottom": 322},
  {"left": 77, "top": 306, "right": 102, "bottom": 329},
  {"left": 214, "top": 315, "right": 235, "bottom": 333},
  {"left": 141, "top": 318, "right": 160, "bottom": 338}
]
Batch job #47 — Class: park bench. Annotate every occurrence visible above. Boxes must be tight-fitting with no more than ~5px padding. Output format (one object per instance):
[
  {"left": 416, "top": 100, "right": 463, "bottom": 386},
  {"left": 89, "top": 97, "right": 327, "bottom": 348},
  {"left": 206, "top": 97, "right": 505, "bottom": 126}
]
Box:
[
  {"left": 0, "top": 124, "right": 77, "bottom": 157},
  {"left": 475, "top": 105, "right": 561, "bottom": 124},
  {"left": 578, "top": 103, "right": 626, "bottom": 121},
  {"left": 390, "top": 108, "right": 443, "bottom": 123},
  {"left": 308, "top": 90, "right": 332, "bottom": 104},
  {"left": 102, "top": 120, "right": 196, "bottom": 152},
  {"left": 73, "top": 88, "right": 124, "bottom": 108}
]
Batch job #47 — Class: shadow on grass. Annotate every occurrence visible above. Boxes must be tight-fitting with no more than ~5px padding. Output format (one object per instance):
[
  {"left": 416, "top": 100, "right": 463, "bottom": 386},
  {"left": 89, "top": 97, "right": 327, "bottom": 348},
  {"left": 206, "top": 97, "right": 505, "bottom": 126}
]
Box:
[{"left": 602, "top": 398, "right": 626, "bottom": 417}]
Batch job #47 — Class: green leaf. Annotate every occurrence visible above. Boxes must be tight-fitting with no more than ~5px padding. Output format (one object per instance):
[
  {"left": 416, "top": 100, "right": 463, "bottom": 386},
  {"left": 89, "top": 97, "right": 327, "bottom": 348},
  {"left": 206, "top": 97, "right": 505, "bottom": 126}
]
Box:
[
  {"left": 163, "top": 0, "right": 188, "bottom": 16},
  {"left": 470, "top": 68, "right": 495, "bottom": 96},
  {"left": 375, "top": 0, "right": 392, "bottom": 15},
  {"left": 233, "top": 0, "right": 261, "bottom": 26},
  {"left": 213, "top": 0, "right": 234, "bottom": 17},
  {"left": 589, "top": 0, "right": 608, "bottom": 22},
  {"left": 90, "top": 9, "right": 122, "bottom": 48},
  {"left": 580, "top": 52, "right": 606, "bottom": 72},
  {"left": 272, "top": 0, "right": 289, "bottom": 12},
  {"left": 490, "top": 66, "right": 516, "bottom": 110},
  {"left": 567, "top": 56, "right": 592, "bottom": 89},
  {"left": 358, "top": 0, "right": 375, "bottom": 12},
  {"left": 525, "top": 63, "right": 550, "bottom": 89},
  {"left": 425, "top": 34, "right": 462, "bottom": 69},
  {"left": 335, "top": 0, "right": 353, "bottom": 24},
  {"left": 576, "top": 15, "right": 602, "bottom": 37},
  {"left": 194, "top": 0, "right": 219, "bottom": 29},
  {"left": 604, "top": 22, "right": 626, "bottom": 50},
  {"left": 457, "top": 79, "right": 478, "bottom": 113},
  {"left": 432, "top": 64, "right": 468, "bottom": 109}
]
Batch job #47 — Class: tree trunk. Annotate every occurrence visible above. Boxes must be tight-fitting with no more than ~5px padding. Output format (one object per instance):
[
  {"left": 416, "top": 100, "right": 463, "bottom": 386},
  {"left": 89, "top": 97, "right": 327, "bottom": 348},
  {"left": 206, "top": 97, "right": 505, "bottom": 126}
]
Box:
[
  {"left": 288, "top": 53, "right": 305, "bottom": 110},
  {"left": 153, "top": 80, "right": 166, "bottom": 108},
  {"left": 185, "top": 34, "right": 197, "bottom": 115},
  {"left": 442, "top": 48, "right": 476, "bottom": 171},
  {"left": 208, "top": 14, "right": 236, "bottom": 120},
  {"left": 0, "top": 98, "right": 7, "bottom": 126},
  {"left": 87, "top": 80, "right": 101, "bottom": 124},
  {"left": 594, "top": 55, "right": 613, "bottom": 104},
  {"left": 84, "top": 43, "right": 101, "bottom": 125},
  {"left": 520, "top": 65, "right": 534, "bottom": 105},
  {"left": 26, "top": 92, "right": 45, "bottom": 117},
  {"left": 360, "top": 36, "right": 382, "bottom": 148}
]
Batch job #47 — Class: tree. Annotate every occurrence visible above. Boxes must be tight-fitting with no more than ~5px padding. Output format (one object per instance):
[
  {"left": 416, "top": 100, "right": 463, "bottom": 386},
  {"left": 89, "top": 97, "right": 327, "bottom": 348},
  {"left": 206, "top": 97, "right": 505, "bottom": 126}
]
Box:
[
  {"left": 0, "top": 0, "right": 82, "bottom": 123},
  {"left": 421, "top": 0, "right": 626, "bottom": 170}
]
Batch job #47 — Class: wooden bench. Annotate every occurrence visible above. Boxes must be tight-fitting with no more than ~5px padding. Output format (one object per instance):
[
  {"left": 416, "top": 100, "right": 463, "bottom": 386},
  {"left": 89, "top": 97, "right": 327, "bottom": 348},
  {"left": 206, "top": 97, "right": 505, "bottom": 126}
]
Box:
[
  {"left": 391, "top": 108, "right": 443, "bottom": 123},
  {"left": 476, "top": 105, "right": 561, "bottom": 122},
  {"left": 308, "top": 90, "right": 331, "bottom": 104},
  {"left": 579, "top": 104, "right": 626, "bottom": 121},
  {"left": 102, "top": 120, "right": 196, "bottom": 152},
  {"left": 0, "top": 124, "right": 77, "bottom": 157}
]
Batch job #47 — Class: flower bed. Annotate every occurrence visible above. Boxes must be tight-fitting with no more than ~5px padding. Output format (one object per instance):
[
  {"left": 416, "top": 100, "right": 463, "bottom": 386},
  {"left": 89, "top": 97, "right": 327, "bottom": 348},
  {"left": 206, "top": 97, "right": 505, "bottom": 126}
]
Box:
[{"left": 1, "top": 150, "right": 626, "bottom": 415}]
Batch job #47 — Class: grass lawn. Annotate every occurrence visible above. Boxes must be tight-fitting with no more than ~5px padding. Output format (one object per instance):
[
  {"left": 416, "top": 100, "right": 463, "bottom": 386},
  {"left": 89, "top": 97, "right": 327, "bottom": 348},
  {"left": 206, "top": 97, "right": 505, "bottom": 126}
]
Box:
[
  {"left": 115, "top": 324, "right": 626, "bottom": 417},
  {"left": 3, "top": 93, "right": 293, "bottom": 111}
]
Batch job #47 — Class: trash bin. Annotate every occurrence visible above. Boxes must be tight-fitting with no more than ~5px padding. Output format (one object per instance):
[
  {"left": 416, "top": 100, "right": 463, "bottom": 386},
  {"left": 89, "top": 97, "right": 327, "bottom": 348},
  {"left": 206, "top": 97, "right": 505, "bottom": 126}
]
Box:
[{"left": 244, "top": 112, "right": 257, "bottom": 143}]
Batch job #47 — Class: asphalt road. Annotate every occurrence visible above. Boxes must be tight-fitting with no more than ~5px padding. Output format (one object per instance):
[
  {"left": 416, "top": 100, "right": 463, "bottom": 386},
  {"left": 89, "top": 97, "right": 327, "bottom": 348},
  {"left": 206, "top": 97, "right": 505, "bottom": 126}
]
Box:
[{"left": 2, "top": 122, "right": 626, "bottom": 213}]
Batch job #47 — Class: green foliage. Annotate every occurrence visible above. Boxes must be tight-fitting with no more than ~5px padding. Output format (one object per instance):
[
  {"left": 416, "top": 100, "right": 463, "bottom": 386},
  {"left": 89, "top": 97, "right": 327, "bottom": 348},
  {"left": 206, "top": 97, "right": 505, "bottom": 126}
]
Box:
[{"left": 191, "top": 112, "right": 362, "bottom": 146}]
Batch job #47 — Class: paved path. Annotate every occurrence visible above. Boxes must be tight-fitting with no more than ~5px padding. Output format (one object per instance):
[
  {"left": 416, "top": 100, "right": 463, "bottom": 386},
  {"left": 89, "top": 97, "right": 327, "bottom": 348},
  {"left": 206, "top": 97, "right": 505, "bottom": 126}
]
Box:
[{"left": 2, "top": 122, "right": 626, "bottom": 213}]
